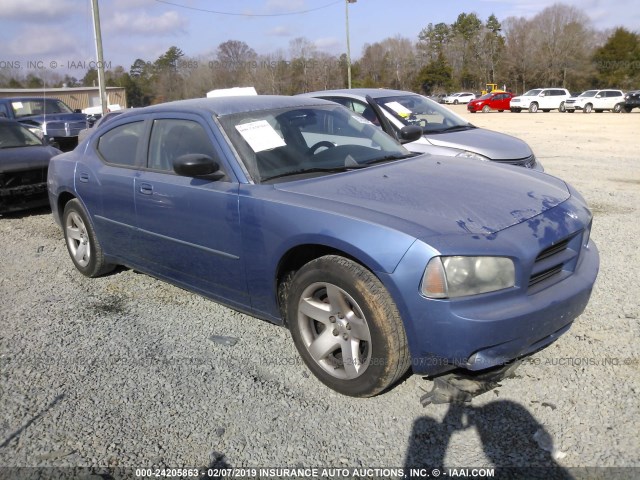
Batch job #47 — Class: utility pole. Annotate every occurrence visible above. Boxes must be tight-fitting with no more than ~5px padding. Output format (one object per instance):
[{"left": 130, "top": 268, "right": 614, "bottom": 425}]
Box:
[
  {"left": 346, "top": 0, "right": 357, "bottom": 89},
  {"left": 91, "top": 0, "right": 108, "bottom": 115}
]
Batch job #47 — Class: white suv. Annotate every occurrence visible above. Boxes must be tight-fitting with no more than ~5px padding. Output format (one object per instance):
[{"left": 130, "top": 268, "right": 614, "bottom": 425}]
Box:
[
  {"left": 510, "top": 88, "right": 571, "bottom": 113},
  {"left": 564, "top": 89, "right": 625, "bottom": 113}
]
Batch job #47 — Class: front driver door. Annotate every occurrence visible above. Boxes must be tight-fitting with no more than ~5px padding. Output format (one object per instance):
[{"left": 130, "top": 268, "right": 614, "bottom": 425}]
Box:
[{"left": 133, "top": 115, "right": 247, "bottom": 308}]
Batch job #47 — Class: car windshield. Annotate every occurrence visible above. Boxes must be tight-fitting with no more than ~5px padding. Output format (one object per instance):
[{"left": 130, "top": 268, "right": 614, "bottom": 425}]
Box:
[
  {"left": 375, "top": 94, "right": 473, "bottom": 134},
  {"left": 10, "top": 99, "right": 73, "bottom": 118},
  {"left": 523, "top": 89, "right": 542, "bottom": 96},
  {"left": 579, "top": 91, "right": 597, "bottom": 97},
  {"left": 0, "top": 122, "right": 44, "bottom": 148},
  {"left": 219, "top": 104, "right": 413, "bottom": 183},
  {"left": 478, "top": 93, "right": 493, "bottom": 100}
]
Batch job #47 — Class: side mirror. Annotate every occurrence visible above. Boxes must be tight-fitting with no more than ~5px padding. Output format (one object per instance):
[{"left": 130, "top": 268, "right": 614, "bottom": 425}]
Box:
[
  {"left": 74, "top": 109, "right": 83, "bottom": 113},
  {"left": 596, "top": 94, "right": 602, "bottom": 98},
  {"left": 398, "top": 125, "right": 423, "bottom": 144},
  {"left": 173, "top": 154, "right": 219, "bottom": 177}
]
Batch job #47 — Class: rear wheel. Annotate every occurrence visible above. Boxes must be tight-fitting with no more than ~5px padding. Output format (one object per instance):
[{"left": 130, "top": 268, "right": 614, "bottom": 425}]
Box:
[
  {"left": 287, "top": 255, "right": 410, "bottom": 397},
  {"left": 529, "top": 102, "right": 538, "bottom": 113},
  {"left": 63, "top": 199, "right": 114, "bottom": 277},
  {"left": 559, "top": 102, "right": 566, "bottom": 113},
  {"left": 482, "top": 105, "right": 490, "bottom": 113},
  {"left": 613, "top": 103, "right": 623, "bottom": 113},
  {"left": 584, "top": 103, "right": 593, "bottom": 113}
]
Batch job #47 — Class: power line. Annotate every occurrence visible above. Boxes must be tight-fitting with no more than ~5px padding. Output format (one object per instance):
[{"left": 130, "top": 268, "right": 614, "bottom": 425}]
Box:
[{"left": 154, "top": 0, "right": 342, "bottom": 17}]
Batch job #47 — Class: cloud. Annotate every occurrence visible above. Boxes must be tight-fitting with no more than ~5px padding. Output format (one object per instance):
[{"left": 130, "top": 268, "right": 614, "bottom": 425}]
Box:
[
  {"left": 267, "top": 26, "right": 295, "bottom": 37},
  {"left": 105, "top": 10, "right": 188, "bottom": 35},
  {"left": 0, "top": 0, "right": 77, "bottom": 22},
  {"left": 5, "top": 26, "right": 80, "bottom": 57}
]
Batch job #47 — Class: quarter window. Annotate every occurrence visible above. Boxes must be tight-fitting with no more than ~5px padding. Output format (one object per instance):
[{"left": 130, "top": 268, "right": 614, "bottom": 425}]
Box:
[{"left": 97, "top": 121, "right": 145, "bottom": 167}]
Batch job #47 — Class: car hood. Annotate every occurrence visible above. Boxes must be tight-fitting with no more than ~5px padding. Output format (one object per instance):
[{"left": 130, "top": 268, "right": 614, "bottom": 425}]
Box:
[
  {"left": 0, "top": 145, "right": 59, "bottom": 171},
  {"left": 424, "top": 127, "right": 532, "bottom": 160},
  {"left": 274, "top": 155, "right": 569, "bottom": 239},
  {"left": 18, "top": 113, "right": 87, "bottom": 126}
]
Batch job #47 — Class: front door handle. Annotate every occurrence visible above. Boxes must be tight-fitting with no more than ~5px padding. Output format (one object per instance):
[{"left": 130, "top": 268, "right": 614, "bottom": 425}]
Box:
[
  {"left": 139, "top": 183, "right": 153, "bottom": 195},
  {"left": 79, "top": 172, "right": 89, "bottom": 183}
]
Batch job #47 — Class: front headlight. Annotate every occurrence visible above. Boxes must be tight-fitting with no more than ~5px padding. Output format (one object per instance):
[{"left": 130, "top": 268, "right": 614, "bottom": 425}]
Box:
[
  {"left": 455, "top": 150, "right": 489, "bottom": 162},
  {"left": 421, "top": 256, "right": 515, "bottom": 298}
]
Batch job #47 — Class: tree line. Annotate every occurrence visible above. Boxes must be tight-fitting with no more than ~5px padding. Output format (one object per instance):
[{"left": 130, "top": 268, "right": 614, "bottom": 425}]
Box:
[{"left": 1, "top": 3, "right": 638, "bottom": 106}]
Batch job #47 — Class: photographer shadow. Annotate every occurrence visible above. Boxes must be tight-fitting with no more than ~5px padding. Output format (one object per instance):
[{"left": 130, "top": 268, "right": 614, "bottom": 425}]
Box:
[{"left": 404, "top": 400, "right": 572, "bottom": 480}]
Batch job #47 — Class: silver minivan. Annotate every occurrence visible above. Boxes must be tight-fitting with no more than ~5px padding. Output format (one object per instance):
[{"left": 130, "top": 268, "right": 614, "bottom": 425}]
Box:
[{"left": 300, "top": 88, "right": 542, "bottom": 171}]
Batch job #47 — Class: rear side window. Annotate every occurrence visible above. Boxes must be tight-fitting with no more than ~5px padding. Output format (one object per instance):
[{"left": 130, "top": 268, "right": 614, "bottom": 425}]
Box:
[{"left": 97, "top": 121, "right": 145, "bottom": 167}]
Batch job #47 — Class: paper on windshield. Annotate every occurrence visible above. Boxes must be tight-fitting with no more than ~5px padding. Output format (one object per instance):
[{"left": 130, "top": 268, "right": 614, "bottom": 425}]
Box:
[
  {"left": 11, "top": 102, "right": 24, "bottom": 110},
  {"left": 236, "top": 120, "right": 286, "bottom": 152},
  {"left": 384, "top": 101, "right": 412, "bottom": 117}
]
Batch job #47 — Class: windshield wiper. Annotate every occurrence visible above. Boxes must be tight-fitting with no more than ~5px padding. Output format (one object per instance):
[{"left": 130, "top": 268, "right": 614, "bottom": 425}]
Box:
[
  {"left": 437, "top": 124, "right": 476, "bottom": 133},
  {"left": 364, "top": 152, "right": 417, "bottom": 165},
  {"left": 261, "top": 166, "right": 363, "bottom": 182}
]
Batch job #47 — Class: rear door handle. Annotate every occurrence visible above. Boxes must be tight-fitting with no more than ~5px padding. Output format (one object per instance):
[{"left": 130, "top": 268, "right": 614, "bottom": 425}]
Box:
[{"left": 139, "top": 183, "right": 153, "bottom": 195}]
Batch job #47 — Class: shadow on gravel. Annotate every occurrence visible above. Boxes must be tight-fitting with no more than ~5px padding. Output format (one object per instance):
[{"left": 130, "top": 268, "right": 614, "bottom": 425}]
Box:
[
  {"left": 0, "top": 205, "right": 51, "bottom": 219},
  {"left": 0, "top": 394, "right": 65, "bottom": 449},
  {"left": 404, "top": 400, "right": 571, "bottom": 479},
  {"left": 199, "top": 451, "right": 232, "bottom": 480}
]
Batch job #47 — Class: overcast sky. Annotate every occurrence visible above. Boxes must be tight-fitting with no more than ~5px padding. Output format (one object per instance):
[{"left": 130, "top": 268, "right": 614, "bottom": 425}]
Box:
[{"left": 1, "top": 0, "right": 639, "bottom": 76}]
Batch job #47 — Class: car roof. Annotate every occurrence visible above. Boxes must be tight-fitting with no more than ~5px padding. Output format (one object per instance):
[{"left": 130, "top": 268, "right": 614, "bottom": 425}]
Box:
[
  {"left": 0, "top": 97, "right": 65, "bottom": 102},
  {"left": 301, "top": 88, "right": 416, "bottom": 100},
  {"left": 128, "top": 95, "right": 335, "bottom": 118}
]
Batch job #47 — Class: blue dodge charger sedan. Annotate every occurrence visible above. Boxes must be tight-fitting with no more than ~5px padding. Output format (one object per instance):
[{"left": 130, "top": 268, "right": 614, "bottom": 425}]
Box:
[{"left": 48, "top": 96, "right": 599, "bottom": 397}]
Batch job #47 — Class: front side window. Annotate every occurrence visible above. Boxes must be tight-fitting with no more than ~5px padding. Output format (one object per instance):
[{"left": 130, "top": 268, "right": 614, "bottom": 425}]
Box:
[
  {"left": 523, "top": 89, "right": 542, "bottom": 97},
  {"left": 219, "top": 105, "right": 411, "bottom": 183},
  {"left": 148, "top": 119, "right": 216, "bottom": 172},
  {"left": 579, "top": 91, "right": 597, "bottom": 98},
  {"left": 97, "top": 121, "right": 145, "bottom": 167}
]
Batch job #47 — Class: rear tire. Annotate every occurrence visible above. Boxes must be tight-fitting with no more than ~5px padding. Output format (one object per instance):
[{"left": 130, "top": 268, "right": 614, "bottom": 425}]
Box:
[
  {"left": 613, "top": 103, "right": 622, "bottom": 113},
  {"left": 559, "top": 102, "right": 566, "bottom": 113},
  {"left": 287, "top": 255, "right": 410, "bottom": 397},
  {"left": 63, "top": 199, "right": 114, "bottom": 277}
]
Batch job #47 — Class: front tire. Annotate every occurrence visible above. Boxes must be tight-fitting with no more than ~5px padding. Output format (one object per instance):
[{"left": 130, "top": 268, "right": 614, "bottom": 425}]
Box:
[
  {"left": 63, "top": 199, "right": 114, "bottom": 277},
  {"left": 454, "top": 99, "right": 459, "bottom": 105},
  {"left": 482, "top": 105, "right": 490, "bottom": 113},
  {"left": 529, "top": 102, "right": 538, "bottom": 113},
  {"left": 287, "top": 255, "right": 410, "bottom": 397},
  {"left": 584, "top": 103, "right": 593, "bottom": 113}
]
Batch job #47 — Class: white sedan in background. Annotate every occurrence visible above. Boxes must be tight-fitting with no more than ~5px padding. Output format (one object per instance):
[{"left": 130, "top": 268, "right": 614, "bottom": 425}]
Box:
[{"left": 443, "top": 92, "right": 476, "bottom": 104}]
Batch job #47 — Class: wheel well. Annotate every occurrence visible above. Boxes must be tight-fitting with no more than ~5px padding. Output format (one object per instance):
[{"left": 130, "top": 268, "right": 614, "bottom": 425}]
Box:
[
  {"left": 57, "top": 192, "right": 76, "bottom": 218},
  {"left": 275, "top": 244, "right": 359, "bottom": 326}
]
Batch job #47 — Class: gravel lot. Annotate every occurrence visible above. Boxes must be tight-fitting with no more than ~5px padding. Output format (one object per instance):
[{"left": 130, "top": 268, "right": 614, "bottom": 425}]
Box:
[{"left": 1, "top": 107, "right": 639, "bottom": 477}]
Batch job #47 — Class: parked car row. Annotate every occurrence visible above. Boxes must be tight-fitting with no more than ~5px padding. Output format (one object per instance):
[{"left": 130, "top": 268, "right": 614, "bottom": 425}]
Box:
[{"left": 432, "top": 87, "right": 639, "bottom": 114}]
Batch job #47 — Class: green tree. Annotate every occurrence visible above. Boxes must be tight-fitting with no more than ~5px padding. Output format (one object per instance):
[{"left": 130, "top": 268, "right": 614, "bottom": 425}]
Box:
[
  {"left": 416, "top": 51, "right": 453, "bottom": 93},
  {"left": 593, "top": 27, "right": 640, "bottom": 89}
]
